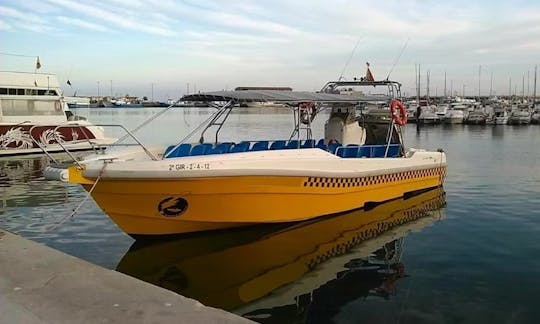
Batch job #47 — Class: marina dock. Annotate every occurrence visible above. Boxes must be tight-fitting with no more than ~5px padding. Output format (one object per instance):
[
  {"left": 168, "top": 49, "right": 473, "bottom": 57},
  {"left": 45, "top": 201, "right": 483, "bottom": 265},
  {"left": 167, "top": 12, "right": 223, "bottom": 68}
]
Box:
[{"left": 0, "top": 229, "right": 253, "bottom": 324}]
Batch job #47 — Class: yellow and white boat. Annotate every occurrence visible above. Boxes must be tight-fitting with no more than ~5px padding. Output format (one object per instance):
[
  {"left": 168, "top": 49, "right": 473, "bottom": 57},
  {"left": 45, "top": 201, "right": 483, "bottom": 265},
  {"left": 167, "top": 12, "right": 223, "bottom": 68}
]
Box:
[{"left": 59, "top": 80, "right": 446, "bottom": 236}]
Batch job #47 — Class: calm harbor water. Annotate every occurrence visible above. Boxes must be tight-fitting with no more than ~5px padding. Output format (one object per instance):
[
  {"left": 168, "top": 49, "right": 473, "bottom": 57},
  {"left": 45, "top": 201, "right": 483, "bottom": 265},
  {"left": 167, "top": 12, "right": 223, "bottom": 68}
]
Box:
[{"left": 1, "top": 107, "right": 540, "bottom": 323}]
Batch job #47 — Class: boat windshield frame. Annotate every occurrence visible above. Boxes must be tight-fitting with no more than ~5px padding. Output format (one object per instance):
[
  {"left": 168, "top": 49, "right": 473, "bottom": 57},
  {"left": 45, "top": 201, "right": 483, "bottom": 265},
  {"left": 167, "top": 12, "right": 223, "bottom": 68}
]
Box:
[{"left": 175, "top": 90, "right": 361, "bottom": 152}]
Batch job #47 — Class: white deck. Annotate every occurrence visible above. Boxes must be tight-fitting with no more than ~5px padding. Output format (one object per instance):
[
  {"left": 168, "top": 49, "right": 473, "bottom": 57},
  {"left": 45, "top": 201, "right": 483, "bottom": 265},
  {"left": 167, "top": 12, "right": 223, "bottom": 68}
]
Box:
[{"left": 80, "top": 148, "right": 446, "bottom": 179}]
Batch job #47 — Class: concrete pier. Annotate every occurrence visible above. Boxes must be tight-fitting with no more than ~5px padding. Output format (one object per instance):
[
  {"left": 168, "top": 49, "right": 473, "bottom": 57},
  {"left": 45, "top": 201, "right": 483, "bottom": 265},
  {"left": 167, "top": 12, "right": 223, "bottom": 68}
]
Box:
[{"left": 0, "top": 229, "right": 253, "bottom": 324}]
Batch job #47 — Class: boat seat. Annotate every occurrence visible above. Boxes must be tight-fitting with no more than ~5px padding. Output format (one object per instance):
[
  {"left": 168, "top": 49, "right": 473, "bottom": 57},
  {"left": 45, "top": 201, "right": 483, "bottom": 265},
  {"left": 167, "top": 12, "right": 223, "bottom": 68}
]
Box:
[
  {"left": 207, "top": 142, "right": 233, "bottom": 154},
  {"left": 357, "top": 144, "right": 401, "bottom": 158},
  {"left": 328, "top": 142, "right": 340, "bottom": 154},
  {"left": 372, "top": 145, "right": 387, "bottom": 157},
  {"left": 301, "top": 139, "right": 316, "bottom": 148},
  {"left": 358, "top": 145, "right": 371, "bottom": 158},
  {"left": 251, "top": 141, "right": 269, "bottom": 151},
  {"left": 286, "top": 140, "right": 300, "bottom": 149},
  {"left": 386, "top": 144, "right": 401, "bottom": 157},
  {"left": 230, "top": 141, "right": 251, "bottom": 153},
  {"left": 337, "top": 145, "right": 360, "bottom": 158},
  {"left": 164, "top": 143, "right": 192, "bottom": 158},
  {"left": 270, "top": 140, "right": 286, "bottom": 150},
  {"left": 190, "top": 143, "right": 213, "bottom": 156},
  {"left": 315, "top": 139, "right": 327, "bottom": 151}
]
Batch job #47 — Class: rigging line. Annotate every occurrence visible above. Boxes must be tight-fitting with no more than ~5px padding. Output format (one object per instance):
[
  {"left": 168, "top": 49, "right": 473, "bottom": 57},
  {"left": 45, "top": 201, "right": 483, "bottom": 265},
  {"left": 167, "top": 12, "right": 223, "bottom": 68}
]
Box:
[
  {"left": 43, "top": 162, "right": 108, "bottom": 232},
  {"left": 386, "top": 37, "right": 410, "bottom": 80},
  {"left": 338, "top": 38, "right": 362, "bottom": 81},
  {"left": 114, "top": 98, "right": 181, "bottom": 144},
  {"left": 0, "top": 52, "right": 38, "bottom": 58}
]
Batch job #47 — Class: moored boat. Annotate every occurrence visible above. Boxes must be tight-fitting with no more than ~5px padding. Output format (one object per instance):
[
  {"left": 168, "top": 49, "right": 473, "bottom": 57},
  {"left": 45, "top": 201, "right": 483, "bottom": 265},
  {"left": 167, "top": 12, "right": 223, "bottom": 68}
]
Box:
[
  {"left": 53, "top": 80, "right": 447, "bottom": 237},
  {"left": 0, "top": 71, "right": 116, "bottom": 156},
  {"left": 530, "top": 106, "right": 540, "bottom": 124},
  {"left": 507, "top": 103, "right": 531, "bottom": 125},
  {"left": 492, "top": 105, "right": 510, "bottom": 125},
  {"left": 464, "top": 107, "right": 488, "bottom": 125}
]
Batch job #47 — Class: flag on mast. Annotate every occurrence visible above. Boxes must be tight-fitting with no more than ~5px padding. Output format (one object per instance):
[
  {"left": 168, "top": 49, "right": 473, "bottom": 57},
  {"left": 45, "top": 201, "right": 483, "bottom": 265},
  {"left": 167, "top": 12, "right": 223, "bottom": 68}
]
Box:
[
  {"left": 365, "top": 62, "right": 375, "bottom": 81},
  {"left": 67, "top": 80, "right": 72, "bottom": 86},
  {"left": 36, "top": 56, "right": 41, "bottom": 70}
]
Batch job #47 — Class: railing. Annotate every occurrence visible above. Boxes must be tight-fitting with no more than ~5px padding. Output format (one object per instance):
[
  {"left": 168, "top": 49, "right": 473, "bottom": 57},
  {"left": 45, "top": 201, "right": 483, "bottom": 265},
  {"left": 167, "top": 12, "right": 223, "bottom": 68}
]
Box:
[{"left": 48, "top": 124, "right": 158, "bottom": 168}]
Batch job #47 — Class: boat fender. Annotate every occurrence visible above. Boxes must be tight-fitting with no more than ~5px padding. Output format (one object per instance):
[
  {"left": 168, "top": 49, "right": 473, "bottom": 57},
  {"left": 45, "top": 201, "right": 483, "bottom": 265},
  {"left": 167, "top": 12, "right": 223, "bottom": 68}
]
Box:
[
  {"left": 390, "top": 99, "right": 408, "bottom": 126},
  {"left": 43, "top": 166, "right": 68, "bottom": 182}
]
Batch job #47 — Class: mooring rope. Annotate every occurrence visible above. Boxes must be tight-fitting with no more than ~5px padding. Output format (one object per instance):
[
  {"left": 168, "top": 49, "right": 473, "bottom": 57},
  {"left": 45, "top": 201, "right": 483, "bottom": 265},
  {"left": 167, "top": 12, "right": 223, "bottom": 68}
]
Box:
[{"left": 44, "top": 162, "right": 108, "bottom": 232}]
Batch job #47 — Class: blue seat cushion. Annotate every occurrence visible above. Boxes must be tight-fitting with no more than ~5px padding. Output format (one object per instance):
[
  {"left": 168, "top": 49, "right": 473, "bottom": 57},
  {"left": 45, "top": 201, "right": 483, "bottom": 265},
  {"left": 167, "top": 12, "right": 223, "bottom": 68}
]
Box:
[
  {"left": 270, "top": 140, "right": 286, "bottom": 150},
  {"left": 251, "top": 141, "right": 269, "bottom": 151},
  {"left": 164, "top": 143, "right": 192, "bottom": 158},
  {"left": 286, "top": 140, "right": 300, "bottom": 149},
  {"left": 301, "top": 139, "right": 316, "bottom": 148},
  {"left": 190, "top": 143, "right": 213, "bottom": 156},
  {"left": 230, "top": 141, "right": 251, "bottom": 153},
  {"left": 328, "top": 142, "right": 340, "bottom": 154},
  {"left": 337, "top": 145, "right": 359, "bottom": 158}
]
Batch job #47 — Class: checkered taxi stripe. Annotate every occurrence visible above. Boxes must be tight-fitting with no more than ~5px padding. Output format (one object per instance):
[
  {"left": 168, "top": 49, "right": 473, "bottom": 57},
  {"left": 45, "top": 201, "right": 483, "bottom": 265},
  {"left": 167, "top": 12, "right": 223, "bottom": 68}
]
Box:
[
  {"left": 303, "top": 167, "right": 446, "bottom": 188},
  {"left": 306, "top": 192, "right": 446, "bottom": 270}
]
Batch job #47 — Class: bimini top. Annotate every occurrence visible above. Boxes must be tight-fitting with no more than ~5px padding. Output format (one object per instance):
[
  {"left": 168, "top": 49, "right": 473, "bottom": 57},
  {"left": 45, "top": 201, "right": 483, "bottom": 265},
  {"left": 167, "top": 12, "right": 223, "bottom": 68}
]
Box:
[{"left": 181, "top": 90, "right": 362, "bottom": 103}]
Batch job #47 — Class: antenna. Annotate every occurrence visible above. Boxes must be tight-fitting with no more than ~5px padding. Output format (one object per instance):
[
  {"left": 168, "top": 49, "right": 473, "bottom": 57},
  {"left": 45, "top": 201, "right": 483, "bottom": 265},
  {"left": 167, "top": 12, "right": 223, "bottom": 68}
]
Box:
[
  {"left": 338, "top": 38, "right": 362, "bottom": 81},
  {"left": 386, "top": 37, "right": 410, "bottom": 80}
]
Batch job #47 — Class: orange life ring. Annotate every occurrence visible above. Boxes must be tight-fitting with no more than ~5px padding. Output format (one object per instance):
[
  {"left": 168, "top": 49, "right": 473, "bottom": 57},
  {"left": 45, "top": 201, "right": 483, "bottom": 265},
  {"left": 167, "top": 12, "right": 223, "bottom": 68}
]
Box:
[{"left": 390, "top": 99, "right": 407, "bottom": 126}]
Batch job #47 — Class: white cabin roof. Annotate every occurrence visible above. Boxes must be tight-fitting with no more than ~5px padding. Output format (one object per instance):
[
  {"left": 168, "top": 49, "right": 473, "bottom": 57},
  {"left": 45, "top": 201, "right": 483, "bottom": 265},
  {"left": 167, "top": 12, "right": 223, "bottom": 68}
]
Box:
[{"left": 0, "top": 71, "right": 61, "bottom": 90}]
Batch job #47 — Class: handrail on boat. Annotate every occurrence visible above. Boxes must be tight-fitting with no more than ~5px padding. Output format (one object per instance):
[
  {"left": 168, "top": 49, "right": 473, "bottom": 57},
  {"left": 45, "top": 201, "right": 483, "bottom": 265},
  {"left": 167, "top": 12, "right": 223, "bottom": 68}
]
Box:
[{"left": 48, "top": 124, "right": 158, "bottom": 168}]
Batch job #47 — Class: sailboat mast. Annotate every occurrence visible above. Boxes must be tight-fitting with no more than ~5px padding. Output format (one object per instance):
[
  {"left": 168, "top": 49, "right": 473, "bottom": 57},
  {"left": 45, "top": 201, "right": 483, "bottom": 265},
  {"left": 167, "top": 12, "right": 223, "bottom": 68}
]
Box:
[
  {"left": 522, "top": 74, "right": 525, "bottom": 101},
  {"left": 415, "top": 64, "right": 418, "bottom": 102},
  {"left": 444, "top": 70, "right": 447, "bottom": 97},
  {"left": 533, "top": 65, "right": 537, "bottom": 105},
  {"left": 490, "top": 72, "right": 493, "bottom": 97},
  {"left": 527, "top": 70, "right": 530, "bottom": 100},
  {"left": 426, "top": 70, "right": 430, "bottom": 101},
  {"left": 417, "top": 64, "right": 421, "bottom": 102},
  {"left": 478, "top": 65, "right": 481, "bottom": 99}
]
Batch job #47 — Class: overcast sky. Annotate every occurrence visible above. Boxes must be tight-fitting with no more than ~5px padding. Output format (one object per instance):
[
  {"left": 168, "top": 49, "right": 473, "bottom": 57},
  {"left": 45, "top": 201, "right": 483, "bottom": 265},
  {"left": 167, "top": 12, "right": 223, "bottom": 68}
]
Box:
[{"left": 1, "top": 0, "right": 539, "bottom": 100}]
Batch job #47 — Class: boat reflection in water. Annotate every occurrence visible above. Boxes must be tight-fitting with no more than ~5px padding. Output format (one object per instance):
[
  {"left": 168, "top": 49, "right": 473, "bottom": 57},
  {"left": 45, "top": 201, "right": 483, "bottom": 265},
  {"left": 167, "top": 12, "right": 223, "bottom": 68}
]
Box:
[
  {"left": 0, "top": 157, "right": 68, "bottom": 215},
  {"left": 117, "top": 187, "right": 446, "bottom": 320}
]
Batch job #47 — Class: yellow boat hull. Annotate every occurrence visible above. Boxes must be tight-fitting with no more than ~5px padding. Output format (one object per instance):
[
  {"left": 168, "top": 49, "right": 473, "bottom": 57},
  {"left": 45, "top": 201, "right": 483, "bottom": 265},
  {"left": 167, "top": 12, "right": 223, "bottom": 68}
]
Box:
[{"left": 80, "top": 166, "right": 446, "bottom": 235}]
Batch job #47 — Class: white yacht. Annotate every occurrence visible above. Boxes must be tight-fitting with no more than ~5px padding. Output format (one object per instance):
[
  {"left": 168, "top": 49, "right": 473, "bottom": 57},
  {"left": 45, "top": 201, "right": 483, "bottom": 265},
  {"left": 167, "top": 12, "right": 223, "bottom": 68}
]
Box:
[
  {"left": 508, "top": 103, "right": 531, "bottom": 125},
  {"left": 417, "top": 100, "right": 440, "bottom": 124},
  {"left": 0, "top": 71, "right": 116, "bottom": 156},
  {"left": 442, "top": 102, "right": 466, "bottom": 124},
  {"left": 464, "top": 106, "right": 488, "bottom": 125},
  {"left": 491, "top": 105, "right": 509, "bottom": 125},
  {"left": 529, "top": 104, "right": 540, "bottom": 124}
]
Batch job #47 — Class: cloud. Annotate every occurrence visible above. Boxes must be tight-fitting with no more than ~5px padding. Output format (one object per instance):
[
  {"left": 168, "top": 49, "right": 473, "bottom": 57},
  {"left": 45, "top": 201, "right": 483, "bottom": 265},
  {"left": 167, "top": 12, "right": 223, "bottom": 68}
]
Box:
[
  {"left": 9, "top": 0, "right": 60, "bottom": 14},
  {"left": 0, "top": 19, "right": 11, "bottom": 30},
  {"left": 45, "top": 0, "right": 176, "bottom": 36},
  {"left": 0, "top": 5, "right": 48, "bottom": 24},
  {"left": 0, "top": 5, "right": 57, "bottom": 33},
  {"left": 56, "top": 16, "right": 110, "bottom": 32},
  {"left": 2, "top": 0, "right": 539, "bottom": 95}
]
